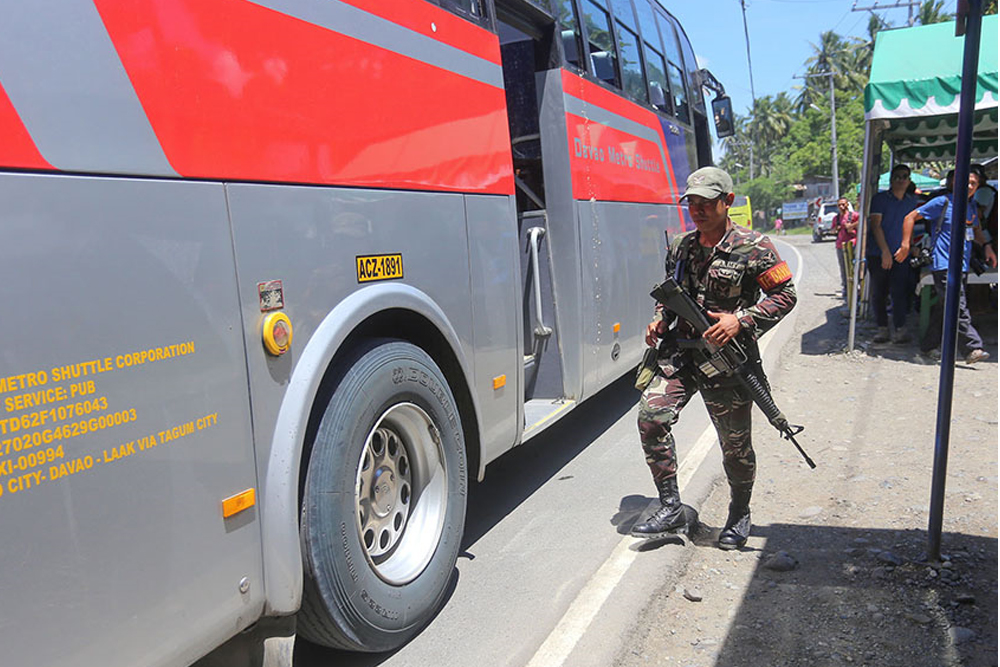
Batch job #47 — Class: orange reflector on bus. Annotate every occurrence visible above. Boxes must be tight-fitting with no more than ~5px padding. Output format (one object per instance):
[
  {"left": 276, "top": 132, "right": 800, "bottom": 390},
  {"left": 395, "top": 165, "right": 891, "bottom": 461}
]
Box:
[
  {"left": 493, "top": 374, "right": 506, "bottom": 390},
  {"left": 222, "top": 488, "right": 256, "bottom": 518},
  {"left": 613, "top": 322, "right": 621, "bottom": 333}
]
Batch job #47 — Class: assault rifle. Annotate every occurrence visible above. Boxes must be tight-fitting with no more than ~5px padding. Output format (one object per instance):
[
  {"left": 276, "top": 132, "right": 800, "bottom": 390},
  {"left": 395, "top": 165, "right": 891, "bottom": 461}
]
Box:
[{"left": 650, "top": 278, "right": 816, "bottom": 469}]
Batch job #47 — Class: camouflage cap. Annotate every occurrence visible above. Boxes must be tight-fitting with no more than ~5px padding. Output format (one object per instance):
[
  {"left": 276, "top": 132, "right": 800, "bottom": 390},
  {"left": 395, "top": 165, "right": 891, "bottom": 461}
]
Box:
[{"left": 680, "top": 166, "right": 734, "bottom": 200}]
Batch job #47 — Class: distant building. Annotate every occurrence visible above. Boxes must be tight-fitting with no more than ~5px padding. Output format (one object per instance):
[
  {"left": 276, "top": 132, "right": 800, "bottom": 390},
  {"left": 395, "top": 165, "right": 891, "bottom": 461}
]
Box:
[{"left": 798, "top": 177, "right": 836, "bottom": 202}]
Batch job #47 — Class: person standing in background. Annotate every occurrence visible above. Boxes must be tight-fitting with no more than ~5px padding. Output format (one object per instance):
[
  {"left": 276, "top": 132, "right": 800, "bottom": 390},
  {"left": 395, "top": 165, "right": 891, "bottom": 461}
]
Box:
[
  {"left": 902, "top": 170, "right": 997, "bottom": 362},
  {"left": 867, "top": 164, "right": 919, "bottom": 344},
  {"left": 831, "top": 197, "right": 858, "bottom": 299}
]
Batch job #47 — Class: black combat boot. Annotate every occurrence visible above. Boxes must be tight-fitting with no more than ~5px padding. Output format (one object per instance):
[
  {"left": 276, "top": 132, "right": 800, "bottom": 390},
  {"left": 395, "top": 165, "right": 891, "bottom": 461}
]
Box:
[
  {"left": 718, "top": 487, "right": 752, "bottom": 550},
  {"left": 631, "top": 476, "right": 687, "bottom": 537}
]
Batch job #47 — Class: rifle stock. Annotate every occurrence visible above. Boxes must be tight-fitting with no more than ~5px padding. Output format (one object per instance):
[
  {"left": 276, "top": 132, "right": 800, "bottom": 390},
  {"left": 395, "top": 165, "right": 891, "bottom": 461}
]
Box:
[{"left": 651, "top": 278, "right": 816, "bottom": 469}]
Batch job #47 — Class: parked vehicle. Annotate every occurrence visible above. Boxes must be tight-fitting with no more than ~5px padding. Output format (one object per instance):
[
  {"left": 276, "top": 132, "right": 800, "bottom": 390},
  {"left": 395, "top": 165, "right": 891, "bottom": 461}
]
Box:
[
  {"left": 813, "top": 201, "right": 845, "bottom": 242},
  {"left": 729, "top": 194, "right": 752, "bottom": 229}
]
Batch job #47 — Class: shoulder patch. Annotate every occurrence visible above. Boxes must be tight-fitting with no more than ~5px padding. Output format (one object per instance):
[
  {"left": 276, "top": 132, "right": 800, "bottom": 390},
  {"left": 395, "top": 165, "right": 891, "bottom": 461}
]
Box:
[{"left": 757, "top": 261, "right": 792, "bottom": 290}]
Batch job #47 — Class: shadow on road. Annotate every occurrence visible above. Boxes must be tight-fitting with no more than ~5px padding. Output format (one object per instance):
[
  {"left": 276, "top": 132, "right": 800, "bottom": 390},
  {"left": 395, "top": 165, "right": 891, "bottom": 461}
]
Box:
[
  {"left": 801, "top": 300, "right": 998, "bottom": 364},
  {"left": 463, "top": 372, "right": 640, "bottom": 548},
  {"left": 799, "top": 304, "right": 853, "bottom": 356},
  {"left": 711, "top": 524, "right": 996, "bottom": 667}
]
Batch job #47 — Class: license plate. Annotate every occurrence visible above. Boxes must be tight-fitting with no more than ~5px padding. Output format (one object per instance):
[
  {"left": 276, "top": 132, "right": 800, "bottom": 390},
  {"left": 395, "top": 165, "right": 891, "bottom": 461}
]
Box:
[{"left": 356, "top": 254, "right": 404, "bottom": 283}]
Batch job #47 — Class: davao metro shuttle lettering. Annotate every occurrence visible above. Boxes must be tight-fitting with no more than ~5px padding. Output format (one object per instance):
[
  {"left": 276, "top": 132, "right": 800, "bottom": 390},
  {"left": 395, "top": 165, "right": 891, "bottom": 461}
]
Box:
[{"left": 561, "top": 70, "right": 681, "bottom": 203}]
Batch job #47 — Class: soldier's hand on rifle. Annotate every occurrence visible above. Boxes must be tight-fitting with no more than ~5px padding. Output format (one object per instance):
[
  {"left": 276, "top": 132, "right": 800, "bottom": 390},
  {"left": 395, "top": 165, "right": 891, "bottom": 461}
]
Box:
[
  {"left": 645, "top": 319, "right": 668, "bottom": 346},
  {"left": 704, "top": 311, "right": 740, "bottom": 347}
]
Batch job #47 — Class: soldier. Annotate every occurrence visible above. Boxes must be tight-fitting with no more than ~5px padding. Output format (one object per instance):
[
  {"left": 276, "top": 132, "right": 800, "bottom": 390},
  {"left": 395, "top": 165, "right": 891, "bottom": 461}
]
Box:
[{"left": 633, "top": 166, "right": 797, "bottom": 549}]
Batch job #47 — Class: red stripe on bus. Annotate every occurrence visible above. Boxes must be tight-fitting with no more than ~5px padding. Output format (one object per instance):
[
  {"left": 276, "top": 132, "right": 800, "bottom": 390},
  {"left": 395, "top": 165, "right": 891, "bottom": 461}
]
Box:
[
  {"left": 340, "top": 0, "right": 501, "bottom": 65},
  {"left": 561, "top": 71, "right": 678, "bottom": 204},
  {"left": 562, "top": 69, "right": 661, "bottom": 128},
  {"left": 95, "top": 0, "right": 513, "bottom": 194},
  {"left": 566, "top": 112, "right": 675, "bottom": 204},
  {"left": 0, "top": 83, "right": 53, "bottom": 170}
]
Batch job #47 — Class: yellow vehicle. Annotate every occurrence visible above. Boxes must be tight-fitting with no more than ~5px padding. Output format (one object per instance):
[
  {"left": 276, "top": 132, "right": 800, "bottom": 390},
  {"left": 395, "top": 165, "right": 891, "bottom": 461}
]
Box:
[{"left": 730, "top": 194, "right": 752, "bottom": 229}]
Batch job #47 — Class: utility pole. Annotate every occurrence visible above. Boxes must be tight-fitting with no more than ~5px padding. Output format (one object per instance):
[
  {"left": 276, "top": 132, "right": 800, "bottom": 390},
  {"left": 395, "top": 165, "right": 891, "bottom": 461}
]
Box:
[
  {"left": 740, "top": 0, "right": 757, "bottom": 180},
  {"left": 828, "top": 71, "right": 839, "bottom": 201},
  {"left": 850, "top": 0, "right": 921, "bottom": 26},
  {"left": 799, "top": 71, "right": 839, "bottom": 201}
]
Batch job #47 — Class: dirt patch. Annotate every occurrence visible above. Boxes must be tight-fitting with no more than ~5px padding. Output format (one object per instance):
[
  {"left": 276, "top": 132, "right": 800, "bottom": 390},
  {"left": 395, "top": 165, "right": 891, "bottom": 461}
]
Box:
[{"left": 615, "top": 236, "right": 998, "bottom": 667}]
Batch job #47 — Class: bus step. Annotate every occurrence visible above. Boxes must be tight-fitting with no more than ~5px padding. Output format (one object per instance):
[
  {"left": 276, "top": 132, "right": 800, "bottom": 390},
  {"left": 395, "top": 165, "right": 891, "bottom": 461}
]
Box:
[{"left": 522, "top": 398, "right": 575, "bottom": 441}]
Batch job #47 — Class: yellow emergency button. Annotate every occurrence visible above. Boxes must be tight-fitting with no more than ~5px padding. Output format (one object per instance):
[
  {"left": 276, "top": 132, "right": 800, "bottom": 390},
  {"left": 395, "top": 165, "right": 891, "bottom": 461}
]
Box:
[{"left": 262, "top": 312, "right": 293, "bottom": 356}]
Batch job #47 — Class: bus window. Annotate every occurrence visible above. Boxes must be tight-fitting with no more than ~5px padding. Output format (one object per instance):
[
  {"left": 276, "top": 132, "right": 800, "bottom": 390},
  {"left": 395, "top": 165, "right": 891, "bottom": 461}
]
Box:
[
  {"left": 582, "top": 0, "right": 618, "bottom": 86},
  {"left": 656, "top": 12, "right": 683, "bottom": 65},
  {"left": 677, "top": 24, "right": 706, "bottom": 114},
  {"left": 440, "top": 0, "right": 486, "bottom": 23},
  {"left": 632, "top": 0, "right": 658, "bottom": 43},
  {"left": 656, "top": 12, "right": 689, "bottom": 123},
  {"left": 553, "top": 0, "right": 586, "bottom": 69},
  {"left": 631, "top": 0, "right": 670, "bottom": 113},
  {"left": 615, "top": 22, "right": 646, "bottom": 101},
  {"left": 666, "top": 61, "right": 688, "bottom": 123},
  {"left": 643, "top": 43, "right": 670, "bottom": 113},
  {"left": 609, "top": 0, "right": 644, "bottom": 101},
  {"left": 609, "top": 0, "right": 637, "bottom": 30}
]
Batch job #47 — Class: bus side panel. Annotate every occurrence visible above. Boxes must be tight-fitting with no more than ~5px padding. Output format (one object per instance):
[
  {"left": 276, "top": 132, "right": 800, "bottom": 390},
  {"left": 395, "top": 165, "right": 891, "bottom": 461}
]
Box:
[
  {"left": 577, "top": 201, "right": 674, "bottom": 396},
  {"left": 224, "top": 184, "right": 481, "bottom": 513},
  {"left": 0, "top": 174, "right": 262, "bottom": 667},
  {"left": 657, "top": 115, "right": 696, "bottom": 208},
  {"left": 464, "top": 194, "right": 522, "bottom": 464}
]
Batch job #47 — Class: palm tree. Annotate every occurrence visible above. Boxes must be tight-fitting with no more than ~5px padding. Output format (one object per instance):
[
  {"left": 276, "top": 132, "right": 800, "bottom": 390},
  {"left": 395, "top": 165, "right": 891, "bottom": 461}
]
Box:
[
  {"left": 840, "top": 40, "right": 873, "bottom": 93},
  {"left": 854, "top": 13, "right": 887, "bottom": 77},
  {"left": 796, "top": 31, "right": 853, "bottom": 112},
  {"left": 917, "top": 0, "right": 953, "bottom": 24},
  {"left": 747, "top": 95, "right": 794, "bottom": 176}
]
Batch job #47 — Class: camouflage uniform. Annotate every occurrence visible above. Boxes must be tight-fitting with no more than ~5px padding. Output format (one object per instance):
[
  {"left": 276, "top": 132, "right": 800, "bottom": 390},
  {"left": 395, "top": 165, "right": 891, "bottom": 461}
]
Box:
[{"left": 638, "top": 221, "right": 796, "bottom": 495}]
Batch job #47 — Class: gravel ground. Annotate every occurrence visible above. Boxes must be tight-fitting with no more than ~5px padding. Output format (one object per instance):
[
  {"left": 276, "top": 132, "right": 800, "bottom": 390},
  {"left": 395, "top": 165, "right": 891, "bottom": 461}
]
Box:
[{"left": 615, "top": 235, "right": 998, "bottom": 667}]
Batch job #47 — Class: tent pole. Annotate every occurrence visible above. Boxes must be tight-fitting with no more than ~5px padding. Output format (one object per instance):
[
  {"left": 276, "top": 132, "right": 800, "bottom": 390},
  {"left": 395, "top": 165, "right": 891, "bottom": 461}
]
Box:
[
  {"left": 848, "top": 121, "right": 875, "bottom": 352},
  {"left": 926, "top": 0, "right": 983, "bottom": 563}
]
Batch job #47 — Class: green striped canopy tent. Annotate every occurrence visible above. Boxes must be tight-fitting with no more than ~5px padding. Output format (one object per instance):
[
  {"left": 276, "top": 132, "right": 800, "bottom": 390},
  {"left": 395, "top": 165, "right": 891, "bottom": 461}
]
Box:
[
  {"left": 878, "top": 170, "right": 941, "bottom": 190},
  {"left": 851, "top": 17, "right": 998, "bottom": 350},
  {"left": 863, "top": 16, "right": 998, "bottom": 163}
]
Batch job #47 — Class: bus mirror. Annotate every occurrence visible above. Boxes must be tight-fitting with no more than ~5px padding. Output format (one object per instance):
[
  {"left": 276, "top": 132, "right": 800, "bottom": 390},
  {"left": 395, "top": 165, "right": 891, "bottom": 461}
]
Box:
[{"left": 712, "top": 96, "right": 734, "bottom": 138}]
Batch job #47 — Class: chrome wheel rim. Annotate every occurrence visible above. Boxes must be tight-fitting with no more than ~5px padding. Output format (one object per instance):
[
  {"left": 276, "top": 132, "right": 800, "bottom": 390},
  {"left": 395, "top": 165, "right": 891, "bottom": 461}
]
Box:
[{"left": 356, "top": 402, "right": 447, "bottom": 585}]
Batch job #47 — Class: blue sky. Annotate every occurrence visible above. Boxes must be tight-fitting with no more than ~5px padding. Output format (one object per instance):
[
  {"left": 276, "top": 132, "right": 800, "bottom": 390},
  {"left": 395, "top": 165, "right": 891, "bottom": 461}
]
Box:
[{"left": 667, "top": 0, "right": 917, "bottom": 120}]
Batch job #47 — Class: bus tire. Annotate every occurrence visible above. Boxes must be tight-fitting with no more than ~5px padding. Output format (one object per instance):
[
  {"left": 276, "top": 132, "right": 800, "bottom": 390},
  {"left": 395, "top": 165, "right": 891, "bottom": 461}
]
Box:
[{"left": 298, "top": 339, "right": 467, "bottom": 652}]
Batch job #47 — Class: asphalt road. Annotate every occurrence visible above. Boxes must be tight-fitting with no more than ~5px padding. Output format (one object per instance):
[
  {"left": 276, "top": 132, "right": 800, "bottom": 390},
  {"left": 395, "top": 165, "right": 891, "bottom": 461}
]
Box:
[{"left": 295, "top": 237, "right": 806, "bottom": 667}]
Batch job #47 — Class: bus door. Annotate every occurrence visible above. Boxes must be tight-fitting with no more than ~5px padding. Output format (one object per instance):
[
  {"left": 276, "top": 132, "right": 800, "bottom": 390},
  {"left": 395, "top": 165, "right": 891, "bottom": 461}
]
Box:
[{"left": 497, "top": 4, "right": 571, "bottom": 435}]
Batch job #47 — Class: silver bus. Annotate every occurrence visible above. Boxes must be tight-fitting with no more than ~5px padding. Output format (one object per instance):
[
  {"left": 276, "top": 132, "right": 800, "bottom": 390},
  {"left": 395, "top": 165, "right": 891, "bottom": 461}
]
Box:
[{"left": 0, "top": 0, "right": 730, "bottom": 662}]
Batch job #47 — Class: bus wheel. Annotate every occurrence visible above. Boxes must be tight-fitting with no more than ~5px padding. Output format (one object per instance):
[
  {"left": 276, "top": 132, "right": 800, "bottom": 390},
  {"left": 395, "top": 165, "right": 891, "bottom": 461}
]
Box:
[{"left": 298, "top": 340, "right": 467, "bottom": 652}]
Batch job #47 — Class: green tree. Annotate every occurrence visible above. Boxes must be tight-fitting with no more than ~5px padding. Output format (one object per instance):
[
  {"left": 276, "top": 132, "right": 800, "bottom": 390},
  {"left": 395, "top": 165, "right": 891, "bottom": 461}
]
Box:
[
  {"left": 796, "top": 31, "right": 855, "bottom": 112},
  {"left": 746, "top": 94, "right": 794, "bottom": 176},
  {"left": 738, "top": 176, "right": 796, "bottom": 227},
  {"left": 917, "top": 0, "right": 953, "bottom": 24}
]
